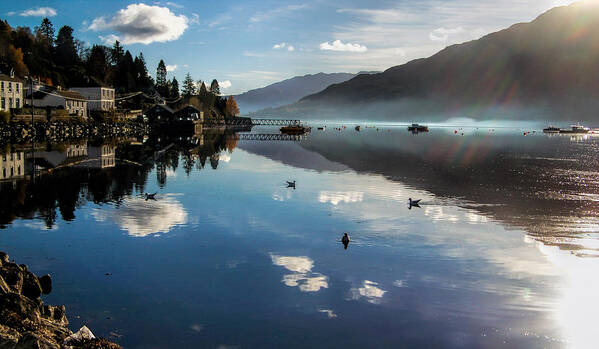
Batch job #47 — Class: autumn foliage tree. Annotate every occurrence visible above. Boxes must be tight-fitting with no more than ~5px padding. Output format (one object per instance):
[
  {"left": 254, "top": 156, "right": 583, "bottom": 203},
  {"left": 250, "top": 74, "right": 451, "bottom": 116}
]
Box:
[{"left": 225, "top": 96, "right": 240, "bottom": 117}]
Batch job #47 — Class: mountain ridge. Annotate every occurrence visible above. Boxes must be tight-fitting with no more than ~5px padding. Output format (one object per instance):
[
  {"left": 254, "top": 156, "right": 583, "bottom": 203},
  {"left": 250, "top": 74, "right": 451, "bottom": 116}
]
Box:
[{"left": 256, "top": 1, "right": 599, "bottom": 122}]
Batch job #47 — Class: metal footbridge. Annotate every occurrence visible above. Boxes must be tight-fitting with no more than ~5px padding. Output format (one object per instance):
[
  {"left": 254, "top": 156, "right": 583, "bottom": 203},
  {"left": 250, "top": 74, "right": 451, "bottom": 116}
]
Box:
[
  {"left": 204, "top": 119, "right": 301, "bottom": 126},
  {"left": 237, "top": 133, "right": 307, "bottom": 141}
]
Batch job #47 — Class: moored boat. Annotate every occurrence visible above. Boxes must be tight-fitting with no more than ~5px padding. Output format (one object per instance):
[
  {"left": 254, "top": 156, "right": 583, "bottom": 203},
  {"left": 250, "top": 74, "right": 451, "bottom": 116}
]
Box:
[
  {"left": 559, "top": 124, "right": 589, "bottom": 134},
  {"left": 542, "top": 125, "right": 560, "bottom": 133},
  {"left": 280, "top": 125, "right": 310, "bottom": 135},
  {"left": 407, "top": 123, "right": 429, "bottom": 132}
]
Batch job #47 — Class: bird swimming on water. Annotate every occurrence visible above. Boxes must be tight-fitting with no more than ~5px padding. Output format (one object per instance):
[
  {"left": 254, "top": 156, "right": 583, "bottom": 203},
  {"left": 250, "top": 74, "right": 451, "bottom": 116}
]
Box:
[
  {"left": 341, "top": 233, "right": 350, "bottom": 249},
  {"left": 408, "top": 198, "right": 421, "bottom": 205},
  {"left": 145, "top": 192, "right": 157, "bottom": 200},
  {"left": 286, "top": 180, "right": 296, "bottom": 188}
]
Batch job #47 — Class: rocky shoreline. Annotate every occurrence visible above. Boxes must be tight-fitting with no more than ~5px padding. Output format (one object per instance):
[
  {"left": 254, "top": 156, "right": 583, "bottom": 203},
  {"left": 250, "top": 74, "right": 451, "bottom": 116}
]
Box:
[
  {"left": 0, "top": 121, "right": 147, "bottom": 145},
  {"left": 0, "top": 252, "right": 121, "bottom": 349}
]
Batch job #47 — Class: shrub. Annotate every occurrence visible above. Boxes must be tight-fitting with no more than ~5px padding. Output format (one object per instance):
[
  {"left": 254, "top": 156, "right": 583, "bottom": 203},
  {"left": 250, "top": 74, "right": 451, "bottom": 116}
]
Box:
[{"left": 0, "top": 111, "right": 10, "bottom": 123}]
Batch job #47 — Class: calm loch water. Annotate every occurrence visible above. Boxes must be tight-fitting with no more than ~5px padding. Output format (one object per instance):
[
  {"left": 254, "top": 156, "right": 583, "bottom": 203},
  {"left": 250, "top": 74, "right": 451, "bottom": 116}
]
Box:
[{"left": 2, "top": 124, "right": 599, "bottom": 348}]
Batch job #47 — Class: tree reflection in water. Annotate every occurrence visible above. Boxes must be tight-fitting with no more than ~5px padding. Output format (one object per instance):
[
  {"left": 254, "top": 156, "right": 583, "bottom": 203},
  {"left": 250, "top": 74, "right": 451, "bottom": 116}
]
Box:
[{"left": 0, "top": 128, "right": 240, "bottom": 229}]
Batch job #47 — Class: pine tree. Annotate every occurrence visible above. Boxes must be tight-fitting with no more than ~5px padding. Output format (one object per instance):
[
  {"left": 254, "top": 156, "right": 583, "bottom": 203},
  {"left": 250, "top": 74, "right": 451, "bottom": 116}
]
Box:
[
  {"left": 110, "top": 40, "right": 124, "bottom": 65},
  {"left": 156, "top": 59, "right": 167, "bottom": 96},
  {"left": 171, "top": 77, "right": 180, "bottom": 98},
  {"left": 55, "top": 26, "right": 79, "bottom": 67},
  {"left": 209, "top": 79, "right": 220, "bottom": 95},
  {"left": 37, "top": 18, "right": 54, "bottom": 44},
  {"left": 182, "top": 73, "right": 196, "bottom": 96}
]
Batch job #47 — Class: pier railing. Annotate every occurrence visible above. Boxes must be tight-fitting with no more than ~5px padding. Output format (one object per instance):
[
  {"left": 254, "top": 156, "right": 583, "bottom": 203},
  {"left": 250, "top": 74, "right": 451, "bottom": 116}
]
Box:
[
  {"left": 203, "top": 118, "right": 301, "bottom": 127},
  {"left": 238, "top": 133, "right": 307, "bottom": 141}
]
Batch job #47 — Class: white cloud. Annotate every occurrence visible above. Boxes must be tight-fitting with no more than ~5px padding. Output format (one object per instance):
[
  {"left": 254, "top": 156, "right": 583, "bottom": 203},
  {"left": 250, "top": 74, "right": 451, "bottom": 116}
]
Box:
[
  {"left": 208, "top": 14, "right": 232, "bottom": 29},
  {"left": 166, "top": 64, "right": 178, "bottom": 72},
  {"left": 273, "top": 42, "right": 295, "bottom": 51},
  {"left": 429, "top": 27, "right": 466, "bottom": 41},
  {"left": 189, "top": 13, "right": 200, "bottom": 25},
  {"left": 21, "top": 7, "right": 57, "bottom": 17},
  {"left": 88, "top": 3, "right": 188, "bottom": 45},
  {"left": 220, "top": 80, "right": 232, "bottom": 89},
  {"left": 319, "top": 40, "right": 367, "bottom": 53},
  {"left": 250, "top": 4, "right": 307, "bottom": 23},
  {"left": 166, "top": 2, "right": 183, "bottom": 8},
  {"left": 98, "top": 34, "right": 120, "bottom": 45},
  {"left": 6, "top": 12, "right": 16, "bottom": 16}
]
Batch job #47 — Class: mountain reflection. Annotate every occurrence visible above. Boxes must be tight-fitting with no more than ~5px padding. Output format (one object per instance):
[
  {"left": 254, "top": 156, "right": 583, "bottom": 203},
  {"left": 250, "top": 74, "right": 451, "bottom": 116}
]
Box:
[
  {"left": 242, "top": 128, "right": 599, "bottom": 257},
  {"left": 0, "top": 127, "right": 240, "bottom": 231}
]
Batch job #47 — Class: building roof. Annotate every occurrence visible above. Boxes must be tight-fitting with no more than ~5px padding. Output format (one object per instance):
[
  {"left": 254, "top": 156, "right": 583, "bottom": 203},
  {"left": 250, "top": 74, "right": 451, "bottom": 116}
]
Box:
[
  {"left": 56, "top": 90, "right": 86, "bottom": 101},
  {"left": 27, "top": 88, "right": 87, "bottom": 101},
  {"left": 150, "top": 104, "right": 175, "bottom": 114},
  {"left": 0, "top": 74, "right": 23, "bottom": 83},
  {"left": 174, "top": 104, "right": 202, "bottom": 114}
]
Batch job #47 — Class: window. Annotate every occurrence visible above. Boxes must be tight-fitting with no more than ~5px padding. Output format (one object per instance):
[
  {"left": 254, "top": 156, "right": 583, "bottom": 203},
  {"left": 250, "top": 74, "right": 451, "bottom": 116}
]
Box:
[
  {"left": 8, "top": 98, "right": 12, "bottom": 108},
  {"left": 2, "top": 168, "right": 5, "bottom": 178},
  {"left": 15, "top": 98, "right": 19, "bottom": 108},
  {"left": 8, "top": 82, "right": 11, "bottom": 91},
  {"left": 1, "top": 82, "right": 4, "bottom": 91},
  {"left": 2, "top": 154, "right": 5, "bottom": 161},
  {"left": 17, "top": 153, "right": 20, "bottom": 160},
  {"left": 10, "top": 168, "right": 13, "bottom": 177},
  {"left": 17, "top": 166, "right": 20, "bottom": 175},
  {"left": 9, "top": 154, "right": 13, "bottom": 161},
  {"left": 16, "top": 83, "right": 19, "bottom": 92},
  {"left": 1, "top": 98, "right": 4, "bottom": 110}
]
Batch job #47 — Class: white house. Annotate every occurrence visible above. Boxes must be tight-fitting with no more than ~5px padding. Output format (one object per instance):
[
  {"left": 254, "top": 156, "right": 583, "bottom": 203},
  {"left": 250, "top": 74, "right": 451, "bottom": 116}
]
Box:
[
  {"left": 30, "top": 89, "right": 88, "bottom": 118},
  {"left": 0, "top": 73, "right": 24, "bottom": 112},
  {"left": 0, "top": 149, "right": 25, "bottom": 181},
  {"left": 70, "top": 86, "right": 115, "bottom": 111}
]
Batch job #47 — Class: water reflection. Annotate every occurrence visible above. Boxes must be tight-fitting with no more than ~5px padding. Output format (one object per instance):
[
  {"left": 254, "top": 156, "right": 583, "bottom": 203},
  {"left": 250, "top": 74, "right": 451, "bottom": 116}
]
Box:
[
  {"left": 0, "top": 127, "right": 240, "bottom": 230},
  {"left": 350, "top": 280, "right": 386, "bottom": 304},
  {"left": 4, "top": 126, "right": 599, "bottom": 347},
  {"left": 270, "top": 254, "right": 329, "bottom": 292},
  {"left": 91, "top": 194, "right": 188, "bottom": 237}
]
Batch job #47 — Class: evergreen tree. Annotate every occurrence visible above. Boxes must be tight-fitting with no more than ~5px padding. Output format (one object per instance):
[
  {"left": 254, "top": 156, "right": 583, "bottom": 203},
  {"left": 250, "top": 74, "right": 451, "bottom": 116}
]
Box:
[
  {"left": 209, "top": 79, "right": 220, "bottom": 95},
  {"left": 55, "top": 26, "right": 78, "bottom": 67},
  {"left": 182, "top": 73, "right": 196, "bottom": 96},
  {"left": 36, "top": 18, "right": 54, "bottom": 44},
  {"left": 86, "top": 45, "right": 109, "bottom": 82},
  {"left": 133, "top": 52, "right": 151, "bottom": 88},
  {"left": 171, "top": 77, "right": 180, "bottom": 98},
  {"left": 156, "top": 59, "right": 167, "bottom": 96},
  {"left": 110, "top": 40, "right": 124, "bottom": 65}
]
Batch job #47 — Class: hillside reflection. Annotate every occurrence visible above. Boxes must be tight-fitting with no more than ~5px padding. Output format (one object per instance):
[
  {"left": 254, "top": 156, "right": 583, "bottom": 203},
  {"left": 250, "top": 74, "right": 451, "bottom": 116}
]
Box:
[
  {"left": 0, "top": 127, "right": 240, "bottom": 230},
  {"left": 242, "top": 128, "right": 599, "bottom": 257},
  {"left": 311, "top": 129, "right": 599, "bottom": 257}
]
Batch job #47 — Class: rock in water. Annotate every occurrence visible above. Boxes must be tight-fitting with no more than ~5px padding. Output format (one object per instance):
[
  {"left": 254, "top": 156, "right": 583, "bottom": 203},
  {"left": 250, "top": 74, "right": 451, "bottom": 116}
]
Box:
[
  {"left": 39, "top": 274, "right": 52, "bottom": 295},
  {"left": 65, "top": 326, "right": 95, "bottom": 344},
  {"left": 0, "top": 251, "right": 122, "bottom": 348}
]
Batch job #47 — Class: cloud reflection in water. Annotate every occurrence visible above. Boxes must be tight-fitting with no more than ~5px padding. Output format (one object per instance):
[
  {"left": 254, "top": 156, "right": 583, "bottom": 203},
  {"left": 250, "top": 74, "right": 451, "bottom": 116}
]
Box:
[
  {"left": 92, "top": 194, "right": 188, "bottom": 237},
  {"left": 270, "top": 254, "right": 328, "bottom": 292}
]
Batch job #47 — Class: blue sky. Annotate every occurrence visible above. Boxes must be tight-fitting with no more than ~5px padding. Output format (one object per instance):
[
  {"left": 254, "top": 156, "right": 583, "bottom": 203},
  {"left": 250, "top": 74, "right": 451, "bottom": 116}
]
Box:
[{"left": 1, "top": 0, "right": 576, "bottom": 94}]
